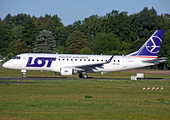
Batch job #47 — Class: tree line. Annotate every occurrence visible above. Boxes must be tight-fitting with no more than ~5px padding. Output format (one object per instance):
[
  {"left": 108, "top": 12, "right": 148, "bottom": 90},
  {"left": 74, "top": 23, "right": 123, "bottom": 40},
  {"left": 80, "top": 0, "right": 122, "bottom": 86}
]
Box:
[{"left": 0, "top": 7, "right": 170, "bottom": 66}]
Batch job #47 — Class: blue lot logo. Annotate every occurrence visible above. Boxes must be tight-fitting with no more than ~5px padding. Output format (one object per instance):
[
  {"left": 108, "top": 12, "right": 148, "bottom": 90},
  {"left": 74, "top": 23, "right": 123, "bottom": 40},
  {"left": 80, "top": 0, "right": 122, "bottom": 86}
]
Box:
[
  {"left": 145, "top": 36, "right": 161, "bottom": 53},
  {"left": 26, "top": 57, "right": 56, "bottom": 67}
]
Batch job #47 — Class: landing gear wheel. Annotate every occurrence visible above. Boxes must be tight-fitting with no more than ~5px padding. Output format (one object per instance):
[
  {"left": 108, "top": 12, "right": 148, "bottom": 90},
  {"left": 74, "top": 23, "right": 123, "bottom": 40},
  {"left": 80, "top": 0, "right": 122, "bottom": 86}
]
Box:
[
  {"left": 22, "top": 73, "right": 27, "bottom": 78},
  {"left": 79, "top": 73, "right": 88, "bottom": 78},
  {"left": 83, "top": 74, "right": 88, "bottom": 78}
]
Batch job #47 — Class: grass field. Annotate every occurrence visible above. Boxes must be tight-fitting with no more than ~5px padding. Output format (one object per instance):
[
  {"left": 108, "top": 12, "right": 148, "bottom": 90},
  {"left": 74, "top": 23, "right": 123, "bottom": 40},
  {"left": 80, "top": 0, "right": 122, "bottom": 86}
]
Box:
[{"left": 0, "top": 67, "right": 170, "bottom": 120}]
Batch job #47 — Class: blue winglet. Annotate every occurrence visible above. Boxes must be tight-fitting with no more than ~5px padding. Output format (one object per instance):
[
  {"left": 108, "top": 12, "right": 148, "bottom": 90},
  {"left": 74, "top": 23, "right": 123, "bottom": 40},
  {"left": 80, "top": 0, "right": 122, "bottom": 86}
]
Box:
[{"left": 106, "top": 55, "right": 114, "bottom": 63}]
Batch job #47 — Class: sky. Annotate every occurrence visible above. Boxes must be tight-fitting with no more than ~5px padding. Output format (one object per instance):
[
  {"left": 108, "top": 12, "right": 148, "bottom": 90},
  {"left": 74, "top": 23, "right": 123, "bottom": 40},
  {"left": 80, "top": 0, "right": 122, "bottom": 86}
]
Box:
[{"left": 0, "top": 0, "right": 170, "bottom": 26}]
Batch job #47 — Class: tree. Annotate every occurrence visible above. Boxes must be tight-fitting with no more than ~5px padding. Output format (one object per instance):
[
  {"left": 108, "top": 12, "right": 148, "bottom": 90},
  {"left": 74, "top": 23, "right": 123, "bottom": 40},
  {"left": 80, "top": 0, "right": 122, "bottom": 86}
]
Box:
[
  {"left": 21, "top": 18, "right": 38, "bottom": 51},
  {"left": 156, "top": 14, "right": 170, "bottom": 31},
  {"left": 34, "top": 30, "right": 56, "bottom": 53},
  {"left": 81, "top": 47, "right": 92, "bottom": 54},
  {"left": 93, "top": 33, "right": 121, "bottom": 54},
  {"left": 56, "top": 45, "right": 67, "bottom": 54},
  {"left": 0, "top": 20, "right": 16, "bottom": 56},
  {"left": 82, "top": 15, "right": 102, "bottom": 49},
  {"left": 73, "top": 20, "right": 83, "bottom": 31},
  {"left": 51, "top": 14, "right": 64, "bottom": 28},
  {"left": 35, "top": 16, "right": 45, "bottom": 32},
  {"left": 12, "top": 25, "right": 23, "bottom": 39},
  {"left": 159, "top": 29, "right": 170, "bottom": 57},
  {"left": 155, "top": 14, "right": 166, "bottom": 30},
  {"left": 43, "top": 14, "right": 56, "bottom": 33},
  {"left": 36, "top": 14, "right": 57, "bottom": 34},
  {"left": 35, "top": 14, "right": 65, "bottom": 48},
  {"left": 4, "top": 13, "right": 31, "bottom": 29},
  {"left": 128, "top": 37, "right": 147, "bottom": 54},
  {"left": 67, "top": 31, "right": 87, "bottom": 54},
  {"left": 14, "top": 39, "right": 30, "bottom": 54},
  {"left": 130, "top": 7, "right": 157, "bottom": 39},
  {"left": 165, "top": 57, "right": 170, "bottom": 68},
  {"left": 3, "top": 14, "right": 15, "bottom": 28},
  {"left": 82, "top": 15, "right": 102, "bottom": 38},
  {"left": 100, "top": 10, "right": 135, "bottom": 43}
]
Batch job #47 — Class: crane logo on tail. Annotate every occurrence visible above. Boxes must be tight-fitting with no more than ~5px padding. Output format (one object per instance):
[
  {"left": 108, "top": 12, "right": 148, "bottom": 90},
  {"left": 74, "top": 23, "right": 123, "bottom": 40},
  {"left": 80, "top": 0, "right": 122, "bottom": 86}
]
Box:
[
  {"left": 127, "top": 30, "right": 164, "bottom": 58},
  {"left": 145, "top": 36, "right": 162, "bottom": 54}
]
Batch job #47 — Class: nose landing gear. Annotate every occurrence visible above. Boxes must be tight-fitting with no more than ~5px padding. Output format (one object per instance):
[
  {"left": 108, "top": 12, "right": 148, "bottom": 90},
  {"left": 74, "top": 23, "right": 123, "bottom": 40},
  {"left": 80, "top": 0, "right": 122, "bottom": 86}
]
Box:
[{"left": 21, "top": 70, "right": 27, "bottom": 78}]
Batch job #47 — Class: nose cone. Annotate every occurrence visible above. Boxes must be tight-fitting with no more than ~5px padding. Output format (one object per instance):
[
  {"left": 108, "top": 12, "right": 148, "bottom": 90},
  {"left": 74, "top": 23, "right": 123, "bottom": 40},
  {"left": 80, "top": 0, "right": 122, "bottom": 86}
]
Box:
[{"left": 2, "top": 62, "right": 9, "bottom": 68}]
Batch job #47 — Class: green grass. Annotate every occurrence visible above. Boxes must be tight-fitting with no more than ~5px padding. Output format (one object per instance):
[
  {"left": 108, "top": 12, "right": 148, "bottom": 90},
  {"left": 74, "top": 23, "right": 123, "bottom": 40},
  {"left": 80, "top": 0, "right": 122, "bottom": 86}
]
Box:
[
  {"left": 0, "top": 80, "right": 170, "bottom": 120},
  {"left": 0, "top": 67, "right": 170, "bottom": 119}
]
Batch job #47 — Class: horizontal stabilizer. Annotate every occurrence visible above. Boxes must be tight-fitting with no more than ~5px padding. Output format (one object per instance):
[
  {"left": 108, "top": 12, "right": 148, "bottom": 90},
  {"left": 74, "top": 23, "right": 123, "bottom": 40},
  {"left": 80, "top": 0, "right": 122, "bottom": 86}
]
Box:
[{"left": 143, "top": 57, "right": 167, "bottom": 64}]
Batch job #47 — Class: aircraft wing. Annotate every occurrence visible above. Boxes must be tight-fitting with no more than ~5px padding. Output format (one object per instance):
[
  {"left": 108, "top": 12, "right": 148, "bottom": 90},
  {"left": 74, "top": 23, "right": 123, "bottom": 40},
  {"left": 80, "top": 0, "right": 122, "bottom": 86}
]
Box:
[
  {"left": 143, "top": 57, "right": 167, "bottom": 64},
  {"left": 63, "top": 55, "right": 114, "bottom": 70}
]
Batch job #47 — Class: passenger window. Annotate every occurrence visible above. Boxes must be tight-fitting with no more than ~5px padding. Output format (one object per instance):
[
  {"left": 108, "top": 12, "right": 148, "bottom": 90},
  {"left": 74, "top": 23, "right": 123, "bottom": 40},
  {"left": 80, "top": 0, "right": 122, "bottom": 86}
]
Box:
[
  {"left": 101, "top": 60, "right": 103, "bottom": 62},
  {"left": 118, "top": 60, "right": 120, "bottom": 62},
  {"left": 84, "top": 59, "right": 86, "bottom": 61},
  {"left": 88, "top": 59, "right": 90, "bottom": 61},
  {"left": 80, "top": 59, "right": 82, "bottom": 61},
  {"left": 92, "top": 59, "right": 94, "bottom": 61},
  {"left": 67, "top": 59, "right": 69, "bottom": 61},
  {"left": 75, "top": 59, "right": 77, "bottom": 61}
]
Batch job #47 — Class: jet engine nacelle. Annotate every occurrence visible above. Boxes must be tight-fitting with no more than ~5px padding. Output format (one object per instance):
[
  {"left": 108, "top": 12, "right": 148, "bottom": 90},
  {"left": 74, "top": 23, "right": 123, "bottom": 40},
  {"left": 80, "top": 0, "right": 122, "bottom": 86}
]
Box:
[{"left": 60, "top": 68, "right": 78, "bottom": 76}]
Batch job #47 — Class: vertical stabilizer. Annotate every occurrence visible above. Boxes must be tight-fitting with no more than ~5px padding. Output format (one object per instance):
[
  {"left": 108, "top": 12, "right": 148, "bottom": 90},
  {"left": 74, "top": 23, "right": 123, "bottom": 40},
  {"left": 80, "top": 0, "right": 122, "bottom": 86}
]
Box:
[{"left": 127, "top": 30, "right": 164, "bottom": 58}]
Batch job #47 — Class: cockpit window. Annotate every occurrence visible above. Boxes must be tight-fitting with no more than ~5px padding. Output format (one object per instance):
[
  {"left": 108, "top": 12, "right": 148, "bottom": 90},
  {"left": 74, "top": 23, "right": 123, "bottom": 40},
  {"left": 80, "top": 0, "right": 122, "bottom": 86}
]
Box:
[
  {"left": 17, "top": 56, "right": 21, "bottom": 59},
  {"left": 12, "top": 56, "right": 21, "bottom": 59},
  {"left": 12, "top": 56, "right": 16, "bottom": 59}
]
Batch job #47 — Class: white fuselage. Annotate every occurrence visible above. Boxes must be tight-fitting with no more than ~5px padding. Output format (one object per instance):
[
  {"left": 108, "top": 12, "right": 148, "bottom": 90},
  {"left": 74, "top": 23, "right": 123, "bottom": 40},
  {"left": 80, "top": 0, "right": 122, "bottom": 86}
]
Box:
[{"left": 3, "top": 53, "right": 155, "bottom": 74}]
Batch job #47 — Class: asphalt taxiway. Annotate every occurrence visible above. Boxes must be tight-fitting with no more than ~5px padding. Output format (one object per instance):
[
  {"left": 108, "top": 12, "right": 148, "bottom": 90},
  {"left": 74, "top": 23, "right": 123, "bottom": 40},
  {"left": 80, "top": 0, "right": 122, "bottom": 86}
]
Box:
[
  {"left": 0, "top": 77, "right": 167, "bottom": 81},
  {"left": 0, "top": 77, "right": 169, "bottom": 84},
  {"left": 0, "top": 77, "right": 77, "bottom": 80},
  {"left": 0, "top": 77, "right": 80, "bottom": 83}
]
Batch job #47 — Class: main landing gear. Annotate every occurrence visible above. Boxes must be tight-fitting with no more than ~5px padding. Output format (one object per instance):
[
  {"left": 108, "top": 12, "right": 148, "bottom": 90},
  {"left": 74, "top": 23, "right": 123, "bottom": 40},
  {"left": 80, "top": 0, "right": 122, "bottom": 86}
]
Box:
[{"left": 79, "top": 73, "right": 88, "bottom": 78}]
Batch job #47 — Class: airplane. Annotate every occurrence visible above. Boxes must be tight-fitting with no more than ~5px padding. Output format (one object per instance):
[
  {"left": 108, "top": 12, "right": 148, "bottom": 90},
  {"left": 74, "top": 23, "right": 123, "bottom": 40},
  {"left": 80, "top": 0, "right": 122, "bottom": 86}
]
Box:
[{"left": 2, "top": 30, "right": 167, "bottom": 78}]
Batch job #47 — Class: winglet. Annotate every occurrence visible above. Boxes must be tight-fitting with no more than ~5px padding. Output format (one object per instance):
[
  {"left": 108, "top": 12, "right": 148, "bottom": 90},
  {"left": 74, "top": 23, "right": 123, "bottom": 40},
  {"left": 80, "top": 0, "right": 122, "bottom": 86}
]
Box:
[{"left": 106, "top": 55, "right": 114, "bottom": 63}]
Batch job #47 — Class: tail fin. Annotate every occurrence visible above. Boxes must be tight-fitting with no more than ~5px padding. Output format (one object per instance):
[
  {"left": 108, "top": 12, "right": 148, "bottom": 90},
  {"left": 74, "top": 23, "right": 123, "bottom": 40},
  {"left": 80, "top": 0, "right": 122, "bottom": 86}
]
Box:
[{"left": 127, "top": 30, "right": 164, "bottom": 58}]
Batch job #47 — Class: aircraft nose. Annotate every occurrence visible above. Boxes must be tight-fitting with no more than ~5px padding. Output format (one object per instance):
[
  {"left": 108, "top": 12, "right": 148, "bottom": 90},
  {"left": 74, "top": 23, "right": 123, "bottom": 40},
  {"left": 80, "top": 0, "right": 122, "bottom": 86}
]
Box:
[{"left": 2, "top": 62, "right": 10, "bottom": 68}]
